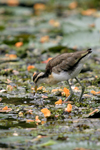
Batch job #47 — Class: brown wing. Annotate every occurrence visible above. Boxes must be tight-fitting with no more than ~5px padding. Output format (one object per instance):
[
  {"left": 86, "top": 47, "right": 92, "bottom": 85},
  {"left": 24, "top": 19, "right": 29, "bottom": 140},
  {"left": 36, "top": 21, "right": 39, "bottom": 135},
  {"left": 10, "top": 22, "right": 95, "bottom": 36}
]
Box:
[{"left": 45, "top": 49, "right": 91, "bottom": 74}]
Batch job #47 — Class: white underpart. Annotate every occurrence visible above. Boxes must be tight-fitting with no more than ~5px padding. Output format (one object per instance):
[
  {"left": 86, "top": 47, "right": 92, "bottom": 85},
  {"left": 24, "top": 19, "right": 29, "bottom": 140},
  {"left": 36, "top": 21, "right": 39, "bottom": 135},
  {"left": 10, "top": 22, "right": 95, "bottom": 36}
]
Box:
[{"left": 52, "top": 63, "right": 83, "bottom": 81}]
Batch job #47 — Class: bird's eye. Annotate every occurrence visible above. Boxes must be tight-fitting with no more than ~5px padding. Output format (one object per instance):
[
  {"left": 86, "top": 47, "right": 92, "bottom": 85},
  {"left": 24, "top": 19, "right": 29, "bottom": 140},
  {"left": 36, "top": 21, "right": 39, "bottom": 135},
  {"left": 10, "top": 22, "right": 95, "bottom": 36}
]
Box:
[{"left": 75, "top": 57, "right": 78, "bottom": 60}]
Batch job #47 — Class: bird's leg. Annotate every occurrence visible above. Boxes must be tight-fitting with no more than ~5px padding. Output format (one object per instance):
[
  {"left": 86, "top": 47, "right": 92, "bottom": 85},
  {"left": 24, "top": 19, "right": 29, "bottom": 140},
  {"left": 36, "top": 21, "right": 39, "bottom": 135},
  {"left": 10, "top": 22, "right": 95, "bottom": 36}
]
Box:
[
  {"left": 65, "top": 80, "right": 74, "bottom": 101},
  {"left": 75, "top": 77, "right": 85, "bottom": 102}
]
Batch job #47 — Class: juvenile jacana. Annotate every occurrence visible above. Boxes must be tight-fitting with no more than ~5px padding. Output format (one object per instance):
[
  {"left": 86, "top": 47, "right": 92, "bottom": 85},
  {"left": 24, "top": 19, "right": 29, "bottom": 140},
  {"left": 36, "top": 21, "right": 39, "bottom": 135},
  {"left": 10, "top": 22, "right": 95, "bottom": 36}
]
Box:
[{"left": 33, "top": 49, "right": 92, "bottom": 102}]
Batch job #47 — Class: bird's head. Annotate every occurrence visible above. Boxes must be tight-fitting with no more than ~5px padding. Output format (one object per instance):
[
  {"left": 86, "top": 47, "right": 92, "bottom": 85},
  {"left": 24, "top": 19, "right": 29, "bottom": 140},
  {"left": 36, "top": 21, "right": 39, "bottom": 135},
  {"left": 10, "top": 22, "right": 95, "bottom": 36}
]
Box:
[{"left": 33, "top": 72, "right": 46, "bottom": 92}]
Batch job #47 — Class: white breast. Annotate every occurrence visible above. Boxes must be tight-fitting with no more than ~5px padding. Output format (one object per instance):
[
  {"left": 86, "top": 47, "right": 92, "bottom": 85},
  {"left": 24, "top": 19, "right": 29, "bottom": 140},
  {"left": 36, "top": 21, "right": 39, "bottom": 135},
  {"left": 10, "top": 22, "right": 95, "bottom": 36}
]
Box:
[{"left": 52, "top": 63, "right": 83, "bottom": 82}]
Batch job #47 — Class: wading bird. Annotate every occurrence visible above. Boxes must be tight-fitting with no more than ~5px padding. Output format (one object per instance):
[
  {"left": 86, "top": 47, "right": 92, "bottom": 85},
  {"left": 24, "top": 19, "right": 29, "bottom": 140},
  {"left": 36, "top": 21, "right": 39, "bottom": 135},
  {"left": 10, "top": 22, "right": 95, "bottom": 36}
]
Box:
[{"left": 33, "top": 49, "right": 92, "bottom": 102}]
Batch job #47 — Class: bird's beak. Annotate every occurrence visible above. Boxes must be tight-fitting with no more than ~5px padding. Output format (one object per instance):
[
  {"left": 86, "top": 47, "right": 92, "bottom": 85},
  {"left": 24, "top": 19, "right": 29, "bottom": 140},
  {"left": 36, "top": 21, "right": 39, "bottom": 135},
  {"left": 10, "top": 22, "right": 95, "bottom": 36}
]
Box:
[{"left": 35, "top": 85, "right": 37, "bottom": 93}]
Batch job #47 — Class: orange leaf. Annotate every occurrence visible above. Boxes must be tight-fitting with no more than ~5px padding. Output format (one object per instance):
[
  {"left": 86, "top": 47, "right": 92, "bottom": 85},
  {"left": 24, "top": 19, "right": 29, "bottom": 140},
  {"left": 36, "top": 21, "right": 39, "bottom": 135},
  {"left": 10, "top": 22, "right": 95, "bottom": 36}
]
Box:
[
  {"left": 41, "top": 108, "right": 51, "bottom": 117},
  {"left": 18, "top": 112, "right": 24, "bottom": 117},
  {"left": 68, "top": 1, "right": 78, "bottom": 9},
  {"left": 41, "top": 120, "right": 46, "bottom": 125},
  {"left": 34, "top": 3, "right": 46, "bottom": 10},
  {"left": 63, "top": 87, "right": 70, "bottom": 97},
  {"left": 42, "top": 95, "right": 48, "bottom": 98},
  {"left": 35, "top": 116, "right": 41, "bottom": 123},
  {"left": 13, "top": 70, "right": 19, "bottom": 75},
  {"left": 5, "top": 54, "right": 17, "bottom": 59},
  {"left": 49, "top": 19, "right": 60, "bottom": 27},
  {"left": 51, "top": 88, "right": 63, "bottom": 93},
  {"left": 37, "top": 86, "right": 43, "bottom": 91},
  {"left": 91, "top": 90, "right": 100, "bottom": 95},
  {"left": 55, "top": 99, "right": 62, "bottom": 105},
  {"left": 2, "top": 106, "right": 8, "bottom": 110},
  {"left": 89, "top": 109, "right": 99, "bottom": 116},
  {"left": 15, "top": 42, "right": 23, "bottom": 47},
  {"left": 27, "top": 65, "right": 35, "bottom": 71},
  {"left": 0, "top": 106, "right": 12, "bottom": 112},
  {"left": 7, "top": 0, "right": 19, "bottom": 6},
  {"left": 65, "top": 104, "right": 72, "bottom": 113},
  {"left": 42, "top": 57, "right": 52, "bottom": 63},
  {"left": 0, "top": 98, "right": 2, "bottom": 102},
  {"left": 26, "top": 119, "right": 34, "bottom": 123},
  {"left": 40, "top": 35, "right": 49, "bottom": 43},
  {"left": 31, "top": 86, "right": 46, "bottom": 92},
  {"left": 7, "top": 85, "right": 13, "bottom": 91},
  {"left": 26, "top": 109, "right": 33, "bottom": 115},
  {"left": 74, "top": 87, "right": 79, "bottom": 90},
  {"left": 81, "top": 9, "right": 96, "bottom": 16},
  {"left": 6, "top": 79, "right": 12, "bottom": 83},
  {"left": 89, "top": 23, "right": 95, "bottom": 28}
]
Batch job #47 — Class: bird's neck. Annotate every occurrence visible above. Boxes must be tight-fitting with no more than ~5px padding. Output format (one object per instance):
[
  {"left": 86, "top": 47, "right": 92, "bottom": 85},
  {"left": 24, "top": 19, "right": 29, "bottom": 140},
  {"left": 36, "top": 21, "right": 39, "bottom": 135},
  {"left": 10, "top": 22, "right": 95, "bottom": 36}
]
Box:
[{"left": 39, "top": 72, "right": 57, "bottom": 85}]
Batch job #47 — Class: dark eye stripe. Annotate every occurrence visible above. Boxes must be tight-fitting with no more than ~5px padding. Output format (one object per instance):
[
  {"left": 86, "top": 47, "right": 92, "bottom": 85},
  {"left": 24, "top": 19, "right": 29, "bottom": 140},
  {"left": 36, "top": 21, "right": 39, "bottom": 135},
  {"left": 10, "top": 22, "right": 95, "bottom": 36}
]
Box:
[{"left": 33, "top": 73, "right": 39, "bottom": 82}]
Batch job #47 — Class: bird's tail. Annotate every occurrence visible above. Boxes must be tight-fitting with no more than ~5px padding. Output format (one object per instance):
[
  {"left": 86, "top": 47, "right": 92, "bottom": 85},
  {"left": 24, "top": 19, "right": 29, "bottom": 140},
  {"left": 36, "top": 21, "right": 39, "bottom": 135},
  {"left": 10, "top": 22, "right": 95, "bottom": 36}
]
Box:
[{"left": 87, "top": 48, "right": 92, "bottom": 54}]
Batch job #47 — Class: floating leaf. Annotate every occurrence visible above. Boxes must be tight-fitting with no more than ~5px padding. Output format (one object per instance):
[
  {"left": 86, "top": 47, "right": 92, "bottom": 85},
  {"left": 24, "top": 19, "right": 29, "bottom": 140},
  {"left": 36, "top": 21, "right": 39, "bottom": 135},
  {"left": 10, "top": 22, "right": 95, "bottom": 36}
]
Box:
[
  {"left": 5, "top": 54, "right": 17, "bottom": 59},
  {"left": 6, "top": 79, "right": 12, "bottom": 83},
  {"left": 49, "top": 19, "right": 60, "bottom": 27},
  {"left": 81, "top": 9, "right": 96, "bottom": 16},
  {"left": 2, "top": 106, "right": 8, "bottom": 110},
  {"left": 34, "top": 3, "right": 46, "bottom": 10},
  {"left": 41, "top": 108, "right": 51, "bottom": 117},
  {"left": 18, "top": 112, "right": 24, "bottom": 117},
  {"left": 65, "top": 104, "right": 72, "bottom": 113},
  {"left": 27, "top": 65, "right": 35, "bottom": 71},
  {"left": 15, "top": 42, "right": 23, "bottom": 47},
  {"left": 55, "top": 99, "right": 62, "bottom": 105},
  {"left": 0, "top": 106, "right": 12, "bottom": 112},
  {"left": 88, "top": 109, "right": 99, "bottom": 116},
  {"left": 40, "top": 35, "right": 49, "bottom": 43},
  {"left": 0, "top": 98, "right": 2, "bottom": 102},
  {"left": 68, "top": 1, "right": 78, "bottom": 9},
  {"left": 7, "top": 0, "right": 19, "bottom": 6},
  {"left": 51, "top": 89, "right": 63, "bottom": 93},
  {"left": 63, "top": 87, "right": 70, "bottom": 97},
  {"left": 91, "top": 90, "right": 100, "bottom": 95},
  {"left": 35, "top": 116, "right": 41, "bottom": 125},
  {"left": 6, "top": 85, "right": 13, "bottom": 91},
  {"left": 26, "top": 119, "right": 34, "bottom": 123}
]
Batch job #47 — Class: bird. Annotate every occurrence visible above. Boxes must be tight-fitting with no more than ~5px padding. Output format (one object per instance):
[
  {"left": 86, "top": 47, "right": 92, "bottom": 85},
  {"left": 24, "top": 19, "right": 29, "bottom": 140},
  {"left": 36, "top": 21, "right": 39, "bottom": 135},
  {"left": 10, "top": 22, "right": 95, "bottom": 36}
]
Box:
[{"left": 33, "top": 48, "right": 92, "bottom": 102}]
